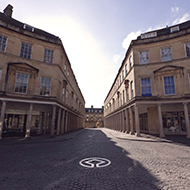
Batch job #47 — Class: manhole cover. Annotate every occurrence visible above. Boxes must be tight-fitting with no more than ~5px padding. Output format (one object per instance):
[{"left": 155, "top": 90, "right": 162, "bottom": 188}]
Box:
[{"left": 79, "top": 157, "right": 111, "bottom": 168}]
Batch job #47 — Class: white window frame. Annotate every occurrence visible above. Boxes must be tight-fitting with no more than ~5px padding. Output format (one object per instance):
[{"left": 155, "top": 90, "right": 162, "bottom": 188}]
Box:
[
  {"left": 185, "top": 42, "right": 190, "bottom": 57},
  {"left": 20, "top": 42, "right": 32, "bottom": 59},
  {"left": 139, "top": 51, "right": 150, "bottom": 64},
  {"left": 161, "top": 47, "right": 172, "bottom": 62},
  {"left": 14, "top": 72, "right": 29, "bottom": 94},
  {"left": 66, "top": 90, "right": 68, "bottom": 98},
  {"left": 23, "top": 24, "right": 35, "bottom": 32},
  {"left": 123, "top": 90, "right": 125, "bottom": 104},
  {"left": 141, "top": 78, "right": 151, "bottom": 96},
  {"left": 129, "top": 56, "right": 133, "bottom": 69},
  {"left": 0, "top": 35, "right": 7, "bottom": 52},
  {"left": 67, "top": 71, "right": 69, "bottom": 78},
  {"left": 141, "top": 32, "right": 157, "bottom": 39},
  {"left": 126, "top": 86, "right": 129, "bottom": 101},
  {"left": 62, "top": 88, "right": 65, "bottom": 102},
  {"left": 170, "top": 26, "right": 179, "bottom": 33},
  {"left": 64, "top": 64, "right": 67, "bottom": 75},
  {"left": 125, "top": 64, "right": 128, "bottom": 76},
  {"left": 44, "top": 49, "right": 54, "bottom": 63},
  {"left": 130, "top": 81, "right": 133, "bottom": 99},
  {"left": 163, "top": 76, "right": 176, "bottom": 95},
  {"left": 40, "top": 77, "right": 51, "bottom": 96}
]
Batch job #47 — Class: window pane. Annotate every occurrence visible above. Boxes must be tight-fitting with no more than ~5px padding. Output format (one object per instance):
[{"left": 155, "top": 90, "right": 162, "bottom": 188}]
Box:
[
  {"left": 125, "top": 64, "right": 127, "bottom": 76},
  {"left": 14, "top": 73, "right": 29, "bottom": 94},
  {"left": 20, "top": 42, "right": 32, "bottom": 59},
  {"left": 161, "top": 47, "right": 172, "bottom": 62},
  {"left": 40, "top": 77, "right": 51, "bottom": 96},
  {"left": 140, "top": 51, "right": 149, "bottom": 64},
  {"left": 186, "top": 43, "right": 190, "bottom": 57},
  {"left": 130, "top": 81, "right": 133, "bottom": 98},
  {"left": 44, "top": 49, "right": 54, "bottom": 63},
  {"left": 0, "top": 35, "right": 7, "bottom": 52},
  {"left": 164, "top": 76, "right": 175, "bottom": 95},
  {"left": 129, "top": 56, "right": 132, "bottom": 69},
  {"left": 141, "top": 78, "right": 151, "bottom": 96}
]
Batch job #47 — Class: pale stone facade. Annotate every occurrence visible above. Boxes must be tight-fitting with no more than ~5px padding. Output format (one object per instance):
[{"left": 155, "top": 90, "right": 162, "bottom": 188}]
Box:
[
  {"left": 85, "top": 106, "right": 104, "bottom": 128},
  {"left": 0, "top": 5, "right": 85, "bottom": 138},
  {"left": 104, "top": 20, "right": 190, "bottom": 138}
]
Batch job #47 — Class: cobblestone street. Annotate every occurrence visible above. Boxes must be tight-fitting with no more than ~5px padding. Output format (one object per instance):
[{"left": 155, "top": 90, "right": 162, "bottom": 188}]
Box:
[{"left": 0, "top": 128, "right": 190, "bottom": 190}]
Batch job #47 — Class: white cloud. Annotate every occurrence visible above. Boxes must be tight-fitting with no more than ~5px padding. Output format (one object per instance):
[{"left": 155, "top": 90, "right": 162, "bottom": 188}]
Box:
[
  {"left": 172, "top": 13, "right": 190, "bottom": 25},
  {"left": 122, "top": 31, "right": 141, "bottom": 50},
  {"left": 171, "top": 6, "right": 179, "bottom": 13},
  {"left": 113, "top": 54, "right": 121, "bottom": 63}
]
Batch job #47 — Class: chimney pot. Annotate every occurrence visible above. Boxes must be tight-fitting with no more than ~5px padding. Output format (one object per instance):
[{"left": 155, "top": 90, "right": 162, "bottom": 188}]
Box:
[{"left": 4, "top": 4, "right": 13, "bottom": 17}]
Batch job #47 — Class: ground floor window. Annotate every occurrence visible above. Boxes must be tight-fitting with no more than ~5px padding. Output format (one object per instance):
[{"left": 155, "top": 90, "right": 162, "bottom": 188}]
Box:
[{"left": 162, "top": 111, "right": 186, "bottom": 132}]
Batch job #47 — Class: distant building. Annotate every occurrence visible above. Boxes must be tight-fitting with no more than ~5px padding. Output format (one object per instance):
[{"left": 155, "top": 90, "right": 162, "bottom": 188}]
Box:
[
  {"left": 0, "top": 5, "right": 85, "bottom": 138},
  {"left": 85, "top": 106, "right": 104, "bottom": 128},
  {"left": 104, "top": 20, "right": 190, "bottom": 138}
]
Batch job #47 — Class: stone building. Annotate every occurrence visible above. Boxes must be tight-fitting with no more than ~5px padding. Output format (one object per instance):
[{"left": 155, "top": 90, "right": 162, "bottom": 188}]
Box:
[
  {"left": 104, "top": 20, "right": 190, "bottom": 138},
  {"left": 0, "top": 5, "right": 85, "bottom": 138},
  {"left": 85, "top": 106, "right": 104, "bottom": 128}
]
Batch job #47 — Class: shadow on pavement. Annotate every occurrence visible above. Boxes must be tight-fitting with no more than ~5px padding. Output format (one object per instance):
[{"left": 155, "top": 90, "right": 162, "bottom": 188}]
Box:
[
  {"left": 164, "top": 135, "right": 190, "bottom": 147},
  {"left": 0, "top": 128, "right": 161, "bottom": 190},
  {"left": 46, "top": 129, "right": 161, "bottom": 190}
]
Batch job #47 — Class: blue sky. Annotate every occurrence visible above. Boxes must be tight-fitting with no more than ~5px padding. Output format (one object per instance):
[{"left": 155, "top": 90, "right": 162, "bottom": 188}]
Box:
[{"left": 1, "top": 1, "right": 190, "bottom": 108}]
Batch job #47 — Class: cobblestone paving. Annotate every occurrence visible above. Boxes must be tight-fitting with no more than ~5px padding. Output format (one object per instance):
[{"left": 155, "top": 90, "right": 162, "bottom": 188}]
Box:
[
  {"left": 0, "top": 128, "right": 190, "bottom": 190},
  {"left": 102, "top": 128, "right": 190, "bottom": 190}
]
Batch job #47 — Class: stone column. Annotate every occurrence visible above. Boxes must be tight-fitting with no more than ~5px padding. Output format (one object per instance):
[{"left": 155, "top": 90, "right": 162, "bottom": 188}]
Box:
[
  {"left": 134, "top": 104, "right": 140, "bottom": 137},
  {"left": 65, "top": 111, "right": 68, "bottom": 133},
  {"left": 157, "top": 104, "right": 165, "bottom": 138},
  {"left": 50, "top": 105, "right": 56, "bottom": 137},
  {"left": 56, "top": 108, "right": 61, "bottom": 135},
  {"left": 114, "top": 114, "right": 116, "bottom": 130},
  {"left": 61, "top": 109, "right": 65, "bottom": 134},
  {"left": 0, "top": 101, "right": 7, "bottom": 139},
  {"left": 120, "top": 111, "right": 123, "bottom": 131},
  {"left": 183, "top": 103, "right": 190, "bottom": 138},
  {"left": 116, "top": 114, "right": 117, "bottom": 130},
  {"left": 117, "top": 113, "right": 119, "bottom": 131},
  {"left": 25, "top": 103, "right": 33, "bottom": 138},
  {"left": 40, "top": 112, "right": 44, "bottom": 134},
  {"left": 76, "top": 115, "right": 79, "bottom": 129},
  {"left": 125, "top": 109, "right": 129, "bottom": 133},
  {"left": 122, "top": 110, "right": 126, "bottom": 132},
  {"left": 43, "top": 113, "right": 47, "bottom": 134},
  {"left": 129, "top": 106, "right": 134, "bottom": 135}
]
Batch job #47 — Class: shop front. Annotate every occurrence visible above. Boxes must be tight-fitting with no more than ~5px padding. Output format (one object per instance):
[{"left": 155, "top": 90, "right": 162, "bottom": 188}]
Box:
[
  {"left": 2, "top": 109, "right": 51, "bottom": 137},
  {"left": 162, "top": 111, "right": 186, "bottom": 133}
]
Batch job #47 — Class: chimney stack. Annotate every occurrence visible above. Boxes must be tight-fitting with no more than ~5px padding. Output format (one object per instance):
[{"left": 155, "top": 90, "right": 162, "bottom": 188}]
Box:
[
  {"left": 4, "top": 4, "right": 13, "bottom": 18},
  {"left": 91, "top": 105, "right": 93, "bottom": 108}
]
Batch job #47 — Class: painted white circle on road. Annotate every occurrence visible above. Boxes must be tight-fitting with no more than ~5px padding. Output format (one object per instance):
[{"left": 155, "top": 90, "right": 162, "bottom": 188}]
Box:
[{"left": 79, "top": 157, "right": 111, "bottom": 168}]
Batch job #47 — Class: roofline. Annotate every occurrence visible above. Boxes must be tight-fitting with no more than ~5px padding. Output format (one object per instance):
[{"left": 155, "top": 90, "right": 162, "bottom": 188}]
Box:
[
  {"left": 104, "top": 19, "right": 190, "bottom": 104},
  {"left": 0, "top": 11, "right": 85, "bottom": 105}
]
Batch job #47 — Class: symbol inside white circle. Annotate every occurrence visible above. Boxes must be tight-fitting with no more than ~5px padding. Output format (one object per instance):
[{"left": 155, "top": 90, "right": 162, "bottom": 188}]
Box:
[{"left": 79, "top": 157, "right": 111, "bottom": 168}]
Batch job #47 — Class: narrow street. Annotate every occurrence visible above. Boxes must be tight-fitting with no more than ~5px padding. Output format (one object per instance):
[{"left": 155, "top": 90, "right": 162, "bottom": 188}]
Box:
[{"left": 0, "top": 128, "right": 190, "bottom": 190}]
